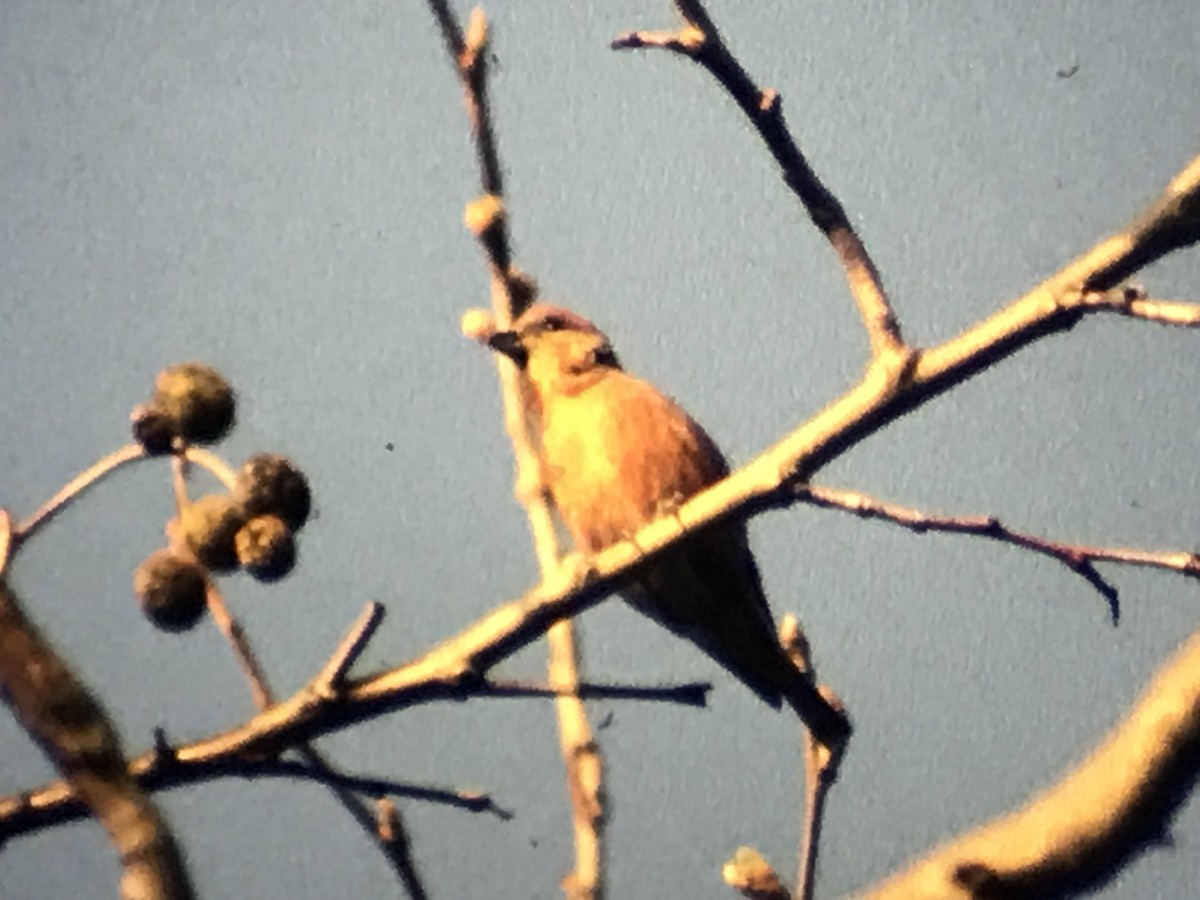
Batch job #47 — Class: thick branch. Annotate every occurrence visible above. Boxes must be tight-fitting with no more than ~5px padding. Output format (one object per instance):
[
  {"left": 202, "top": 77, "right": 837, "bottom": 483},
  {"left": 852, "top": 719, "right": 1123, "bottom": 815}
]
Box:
[
  {"left": 0, "top": 576, "right": 193, "bottom": 899},
  {"left": 864, "top": 626, "right": 1200, "bottom": 899}
]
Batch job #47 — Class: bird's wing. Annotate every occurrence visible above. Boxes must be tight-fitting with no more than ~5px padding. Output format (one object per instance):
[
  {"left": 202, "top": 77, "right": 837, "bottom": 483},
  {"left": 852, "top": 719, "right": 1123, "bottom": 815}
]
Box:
[{"left": 625, "top": 522, "right": 790, "bottom": 710}]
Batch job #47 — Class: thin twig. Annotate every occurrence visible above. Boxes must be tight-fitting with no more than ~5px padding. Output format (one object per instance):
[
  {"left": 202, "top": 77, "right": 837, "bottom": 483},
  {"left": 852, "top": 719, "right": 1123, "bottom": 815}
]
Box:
[
  {"left": 428, "top": 3, "right": 607, "bottom": 897},
  {"left": 182, "top": 446, "right": 238, "bottom": 490},
  {"left": 296, "top": 743, "right": 433, "bottom": 898},
  {"left": 801, "top": 484, "right": 1200, "bottom": 622},
  {"left": 12, "top": 444, "right": 145, "bottom": 550},
  {"left": 1078, "top": 284, "right": 1200, "bottom": 326},
  {"left": 313, "top": 602, "right": 386, "bottom": 698},
  {"left": 177, "top": 449, "right": 430, "bottom": 897},
  {"left": 612, "top": 1, "right": 906, "bottom": 362},
  {"left": 204, "top": 583, "right": 275, "bottom": 710},
  {"left": 377, "top": 798, "right": 429, "bottom": 900},
  {"left": 780, "top": 617, "right": 844, "bottom": 900},
  {"left": 0, "top": 745, "right": 514, "bottom": 837},
  {"left": 168, "top": 452, "right": 276, "bottom": 709},
  {"left": 482, "top": 678, "right": 710, "bottom": 707},
  {"left": 234, "top": 758, "right": 512, "bottom": 820},
  {"left": 0, "top": 510, "right": 12, "bottom": 578}
]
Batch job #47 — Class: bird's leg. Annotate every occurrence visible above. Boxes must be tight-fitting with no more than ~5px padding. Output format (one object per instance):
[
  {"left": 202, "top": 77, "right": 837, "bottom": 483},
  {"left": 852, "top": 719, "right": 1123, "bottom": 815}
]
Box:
[
  {"left": 653, "top": 490, "right": 690, "bottom": 528},
  {"left": 622, "top": 491, "right": 691, "bottom": 561}
]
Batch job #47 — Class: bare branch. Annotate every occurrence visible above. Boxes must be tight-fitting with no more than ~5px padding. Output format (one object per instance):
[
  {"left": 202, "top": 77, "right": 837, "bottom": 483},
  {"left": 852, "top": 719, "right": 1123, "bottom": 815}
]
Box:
[
  {"left": 425, "top": 0, "right": 464, "bottom": 62},
  {"left": 780, "top": 616, "right": 844, "bottom": 900},
  {"left": 613, "top": 2, "right": 1200, "bottom": 494},
  {"left": 1076, "top": 285, "right": 1200, "bottom": 327},
  {"left": 5, "top": 11, "right": 1198, "bottom": 897},
  {"left": 613, "top": 1, "right": 906, "bottom": 361},
  {"left": 0, "top": 580, "right": 194, "bottom": 898},
  {"left": 0, "top": 528, "right": 746, "bottom": 842},
  {"left": 377, "top": 798, "right": 429, "bottom": 900},
  {"left": 7, "top": 443, "right": 242, "bottom": 564},
  {"left": 429, "top": 3, "right": 607, "bottom": 896},
  {"left": 7, "top": 149, "right": 1198, "bottom": 837},
  {"left": 864, "top": 626, "right": 1200, "bottom": 898},
  {"left": 12, "top": 444, "right": 146, "bottom": 551},
  {"left": 550, "top": 619, "right": 605, "bottom": 900},
  {"left": 181, "top": 446, "right": 238, "bottom": 490},
  {"left": 1079, "top": 158, "right": 1200, "bottom": 289},
  {"left": 201, "top": 580, "right": 275, "bottom": 711},
  {"left": 0, "top": 747, "right": 513, "bottom": 838},
  {"left": 176, "top": 463, "right": 423, "bottom": 898},
  {"left": 313, "top": 602, "right": 386, "bottom": 698},
  {"left": 800, "top": 484, "right": 1200, "bottom": 620}
]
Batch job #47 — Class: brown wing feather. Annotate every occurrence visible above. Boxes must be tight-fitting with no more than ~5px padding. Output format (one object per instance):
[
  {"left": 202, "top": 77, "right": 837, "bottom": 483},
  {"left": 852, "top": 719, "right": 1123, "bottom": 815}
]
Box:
[{"left": 626, "top": 526, "right": 788, "bottom": 708}]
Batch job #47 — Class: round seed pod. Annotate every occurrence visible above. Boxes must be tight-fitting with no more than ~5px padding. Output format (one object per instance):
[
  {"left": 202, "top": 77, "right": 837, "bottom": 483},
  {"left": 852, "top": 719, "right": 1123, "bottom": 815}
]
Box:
[
  {"left": 235, "top": 514, "right": 296, "bottom": 582},
  {"left": 130, "top": 401, "right": 176, "bottom": 455},
  {"left": 234, "top": 454, "right": 311, "bottom": 532},
  {"left": 179, "top": 493, "right": 246, "bottom": 572},
  {"left": 153, "top": 362, "right": 235, "bottom": 444},
  {"left": 134, "top": 549, "right": 209, "bottom": 632}
]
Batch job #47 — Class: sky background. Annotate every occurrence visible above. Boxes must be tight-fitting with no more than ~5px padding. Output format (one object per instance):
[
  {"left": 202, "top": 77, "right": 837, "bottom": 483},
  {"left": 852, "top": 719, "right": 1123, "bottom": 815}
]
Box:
[{"left": 3, "top": 1, "right": 1200, "bottom": 897}]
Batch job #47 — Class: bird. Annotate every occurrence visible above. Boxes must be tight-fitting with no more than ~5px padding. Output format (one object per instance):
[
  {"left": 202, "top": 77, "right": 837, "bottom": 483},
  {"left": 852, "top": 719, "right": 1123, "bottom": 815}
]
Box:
[{"left": 485, "top": 303, "right": 849, "bottom": 744}]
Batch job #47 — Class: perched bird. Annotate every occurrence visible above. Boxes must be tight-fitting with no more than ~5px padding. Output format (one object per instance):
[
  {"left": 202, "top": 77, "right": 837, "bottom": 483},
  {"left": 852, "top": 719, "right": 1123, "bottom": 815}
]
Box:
[{"left": 486, "top": 303, "right": 848, "bottom": 744}]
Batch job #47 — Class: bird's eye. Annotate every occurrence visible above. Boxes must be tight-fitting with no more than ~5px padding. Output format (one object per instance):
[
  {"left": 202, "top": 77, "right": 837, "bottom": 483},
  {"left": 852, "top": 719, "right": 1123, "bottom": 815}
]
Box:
[
  {"left": 594, "top": 346, "right": 619, "bottom": 368},
  {"left": 539, "top": 316, "right": 566, "bottom": 332}
]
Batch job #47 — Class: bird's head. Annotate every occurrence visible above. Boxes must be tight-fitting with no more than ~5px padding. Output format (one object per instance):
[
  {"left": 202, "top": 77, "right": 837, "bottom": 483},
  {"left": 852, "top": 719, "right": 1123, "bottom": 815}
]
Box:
[{"left": 487, "top": 303, "right": 621, "bottom": 400}]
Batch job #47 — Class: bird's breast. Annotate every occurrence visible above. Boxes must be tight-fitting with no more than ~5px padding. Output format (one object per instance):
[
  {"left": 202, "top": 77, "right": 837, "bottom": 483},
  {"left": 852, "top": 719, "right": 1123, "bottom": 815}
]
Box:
[{"left": 538, "top": 375, "right": 727, "bottom": 552}]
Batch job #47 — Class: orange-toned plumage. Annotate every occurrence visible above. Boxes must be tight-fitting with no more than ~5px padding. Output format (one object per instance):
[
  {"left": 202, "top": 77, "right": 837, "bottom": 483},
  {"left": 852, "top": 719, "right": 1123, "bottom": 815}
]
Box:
[{"left": 487, "top": 304, "right": 846, "bottom": 741}]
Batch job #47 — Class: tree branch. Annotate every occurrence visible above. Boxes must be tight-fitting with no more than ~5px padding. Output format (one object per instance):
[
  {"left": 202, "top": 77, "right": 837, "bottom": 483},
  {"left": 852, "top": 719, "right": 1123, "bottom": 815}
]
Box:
[
  {"left": 428, "top": 3, "right": 607, "bottom": 896},
  {"left": 864, "top": 625, "right": 1200, "bottom": 899},
  {"left": 0, "top": 574, "right": 194, "bottom": 899},
  {"left": 800, "top": 484, "right": 1200, "bottom": 622},
  {"left": 612, "top": 1, "right": 905, "bottom": 362}
]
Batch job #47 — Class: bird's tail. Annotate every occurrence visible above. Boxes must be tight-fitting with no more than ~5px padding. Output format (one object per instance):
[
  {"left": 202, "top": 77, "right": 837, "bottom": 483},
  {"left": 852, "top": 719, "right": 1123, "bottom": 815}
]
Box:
[{"left": 625, "top": 525, "right": 850, "bottom": 745}]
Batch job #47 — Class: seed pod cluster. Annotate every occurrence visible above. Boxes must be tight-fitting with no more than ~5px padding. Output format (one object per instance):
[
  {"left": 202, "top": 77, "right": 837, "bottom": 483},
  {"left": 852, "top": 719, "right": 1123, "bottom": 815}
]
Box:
[
  {"left": 131, "top": 362, "right": 236, "bottom": 453},
  {"left": 133, "top": 447, "right": 310, "bottom": 632}
]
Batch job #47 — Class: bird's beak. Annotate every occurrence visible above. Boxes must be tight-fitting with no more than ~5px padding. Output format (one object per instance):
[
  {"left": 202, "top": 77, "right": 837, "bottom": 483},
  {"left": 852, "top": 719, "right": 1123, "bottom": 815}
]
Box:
[{"left": 486, "top": 331, "right": 529, "bottom": 368}]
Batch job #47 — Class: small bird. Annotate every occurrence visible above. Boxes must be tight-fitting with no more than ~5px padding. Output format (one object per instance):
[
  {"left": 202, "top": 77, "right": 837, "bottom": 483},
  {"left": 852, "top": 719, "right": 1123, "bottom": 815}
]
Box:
[{"left": 486, "top": 303, "right": 848, "bottom": 744}]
